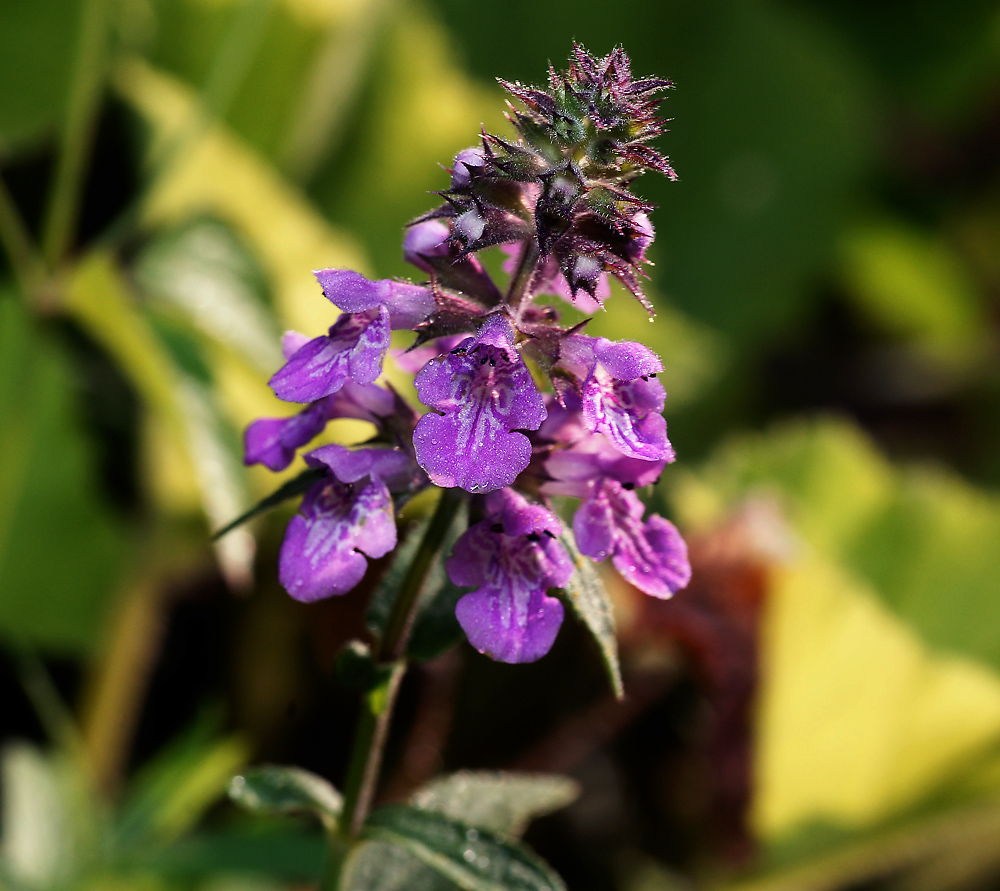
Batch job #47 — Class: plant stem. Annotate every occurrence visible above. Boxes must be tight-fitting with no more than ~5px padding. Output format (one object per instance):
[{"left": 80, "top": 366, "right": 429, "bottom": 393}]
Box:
[
  {"left": 507, "top": 237, "right": 539, "bottom": 314},
  {"left": 380, "top": 486, "right": 464, "bottom": 662},
  {"left": 337, "top": 486, "right": 464, "bottom": 842},
  {"left": 42, "top": 0, "right": 110, "bottom": 266}
]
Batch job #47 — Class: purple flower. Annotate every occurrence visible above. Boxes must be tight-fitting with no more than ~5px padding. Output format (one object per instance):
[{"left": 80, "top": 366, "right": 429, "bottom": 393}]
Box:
[
  {"left": 244, "top": 382, "right": 398, "bottom": 472},
  {"left": 278, "top": 446, "right": 412, "bottom": 602},
  {"left": 244, "top": 401, "right": 330, "bottom": 472},
  {"left": 413, "top": 314, "right": 546, "bottom": 493},
  {"left": 541, "top": 427, "right": 666, "bottom": 499},
  {"left": 573, "top": 478, "right": 690, "bottom": 599},
  {"left": 447, "top": 489, "right": 572, "bottom": 663},
  {"left": 451, "top": 147, "right": 487, "bottom": 189},
  {"left": 313, "top": 269, "right": 435, "bottom": 331},
  {"left": 403, "top": 220, "right": 451, "bottom": 273},
  {"left": 560, "top": 335, "right": 674, "bottom": 462},
  {"left": 269, "top": 307, "right": 391, "bottom": 403}
]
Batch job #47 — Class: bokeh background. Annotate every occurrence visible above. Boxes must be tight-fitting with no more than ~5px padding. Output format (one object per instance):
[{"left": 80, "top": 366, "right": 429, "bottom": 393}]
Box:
[{"left": 3, "top": 0, "right": 1000, "bottom": 888}]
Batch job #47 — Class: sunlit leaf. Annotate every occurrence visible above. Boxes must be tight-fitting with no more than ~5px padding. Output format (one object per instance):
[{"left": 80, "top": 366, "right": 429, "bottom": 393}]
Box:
[
  {"left": 671, "top": 418, "right": 1000, "bottom": 672},
  {"left": 228, "top": 765, "right": 342, "bottom": 830},
  {"left": 341, "top": 840, "right": 459, "bottom": 891},
  {"left": 312, "top": 3, "right": 505, "bottom": 278},
  {"left": 840, "top": 220, "right": 986, "bottom": 366},
  {"left": 753, "top": 551, "right": 1000, "bottom": 842},
  {"left": 0, "top": 742, "right": 75, "bottom": 887},
  {"left": 65, "top": 254, "right": 255, "bottom": 586},
  {"left": 133, "top": 216, "right": 282, "bottom": 374},
  {"left": 412, "top": 772, "right": 579, "bottom": 838},
  {"left": 670, "top": 418, "right": 1000, "bottom": 858},
  {"left": 114, "top": 56, "right": 366, "bottom": 336},
  {"left": 557, "top": 531, "right": 623, "bottom": 700},
  {"left": 117, "top": 722, "right": 249, "bottom": 844},
  {"left": 362, "top": 806, "right": 565, "bottom": 891}
]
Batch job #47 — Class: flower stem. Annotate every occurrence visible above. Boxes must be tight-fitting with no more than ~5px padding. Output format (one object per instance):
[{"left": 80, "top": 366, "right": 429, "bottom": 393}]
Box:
[
  {"left": 507, "top": 237, "right": 540, "bottom": 312},
  {"left": 337, "top": 486, "right": 464, "bottom": 842}
]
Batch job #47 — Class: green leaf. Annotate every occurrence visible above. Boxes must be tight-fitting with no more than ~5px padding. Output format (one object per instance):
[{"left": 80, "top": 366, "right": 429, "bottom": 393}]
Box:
[
  {"left": 0, "top": 0, "right": 76, "bottom": 147},
  {"left": 0, "top": 742, "right": 77, "bottom": 887},
  {"left": 839, "top": 220, "right": 986, "bottom": 366},
  {"left": 557, "top": 531, "right": 623, "bottom": 700},
  {"left": 341, "top": 841, "right": 460, "bottom": 891},
  {"left": 0, "top": 294, "right": 127, "bottom": 652},
  {"left": 133, "top": 216, "right": 281, "bottom": 375},
  {"left": 213, "top": 467, "right": 325, "bottom": 540},
  {"left": 670, "top": 418, "right": 1000, "bottom": 856},
  {"left": 362, "top": 806, "right": 565, "bottom": 891},
  {"left": 64, "top": 254, "right": 255, "bottom": 587},
  {"left": 412, "top": 772, "right": 579, "bottom": 838},
  {"left": 671, "top": 418, "right": 1000, "bottom": 674},
  {"left": 117, "top": 719, "right": 249, "bottom": 845},
  {"left": 228, "top": 765, "right": 342, "bottom": 831}
]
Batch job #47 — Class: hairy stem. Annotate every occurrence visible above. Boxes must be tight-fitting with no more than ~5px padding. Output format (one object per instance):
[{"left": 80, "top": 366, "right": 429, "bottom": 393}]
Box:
[
  {"left": 337, "top": 486, "right": 464, "bottom": 843},
  {"left": 506, "top": 237, "right": 540, "bottom": 313}
]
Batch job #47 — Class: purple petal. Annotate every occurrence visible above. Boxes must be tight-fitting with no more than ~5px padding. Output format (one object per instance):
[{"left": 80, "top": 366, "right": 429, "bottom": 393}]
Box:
[
  {"left": 243, "top": 402, "right": 328, "bottom": 471},
  {"left": 322, "top": 380, "right": 395, "bottom": 423},
  {"left": 281, "top": 330, "right": 312, "bottom": 359},
  {"left": 456, "top": 587, "right": 564, "bottom": 663},
  {"left": 269, "top": 307, "right": 390, "bottom": 403},
  {"left": 413, "top": 414, "right": 533, "bottom": 493},
  {"left": 593, "top": 337, "right": 662, "bottom": 380},
  {"left": 278, "top": 475, "right": 397, "bottom": 602},
  {"left": 313, "top": 269, "right": 434, "bottom": 330},
  {"left": 413, "top": 315, "right": 546, "bottom": 493},
  {"left": 451, "top": 147, "right": 486, "bottom": 189},
  {"left": 616, "top": 514, "right": 690, "bottom": 599},
  {"left": 572, "top": 480, "right": 690, "bottom": 599},
  {"left": 313, "top": 269, "right": 385, "bottom": 313},
  {"left": 582, "top": 373, "right": 674, "bottom": 462},
  {"left": 446, "top": 490, "right": 572, "bottom": 663},
  {"left": 381, "top": 281, "right": 436, "bottom": 331},
  {"left": 280, "top": 513, "right": 369, "bottom": 602},
  {"left": 404, "top": 220, "right": 451, "bottom": 272},
  {"left": 625, "top": 211, "right": 655, "bottom": 264},
  {"left": 306, "top": 444, "right": 414, "bottom": 489},
  {"left": 572, "top": 492, "right": 616, "bottom": 561}
]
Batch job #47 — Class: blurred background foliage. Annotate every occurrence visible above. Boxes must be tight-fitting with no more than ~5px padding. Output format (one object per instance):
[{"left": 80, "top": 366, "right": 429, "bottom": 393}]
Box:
[{"left": 1, "top": 0, "right": 1000, "bottom": 889}]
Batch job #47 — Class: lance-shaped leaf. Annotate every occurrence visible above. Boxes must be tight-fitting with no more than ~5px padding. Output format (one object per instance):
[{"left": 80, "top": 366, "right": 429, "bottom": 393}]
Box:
[
  {"left": 340, "top": 841, "right": 459, "bottom": 891},
  {"left": 212, "top": 467, "right": 325, "bottom": 539},
  {"left": 228, "top": 765, "right": 342, "bottom": 831},
  {"left": 557, "top": 531, "right": 624, "bottom": 700},
  {"left": 362, "top": 806, "right": 565, "bottom": 891},
  {"left": 412, "top": 772, "right": 580, "bottom": 838},
  {"left": 133, "top": 216, "right": 281, "bottom": 375}
]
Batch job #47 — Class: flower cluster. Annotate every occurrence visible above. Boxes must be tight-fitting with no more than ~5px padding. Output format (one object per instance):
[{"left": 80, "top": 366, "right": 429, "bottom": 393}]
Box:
[{"left": 244, "top": 45, "right": 690, "bottom": 663}]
